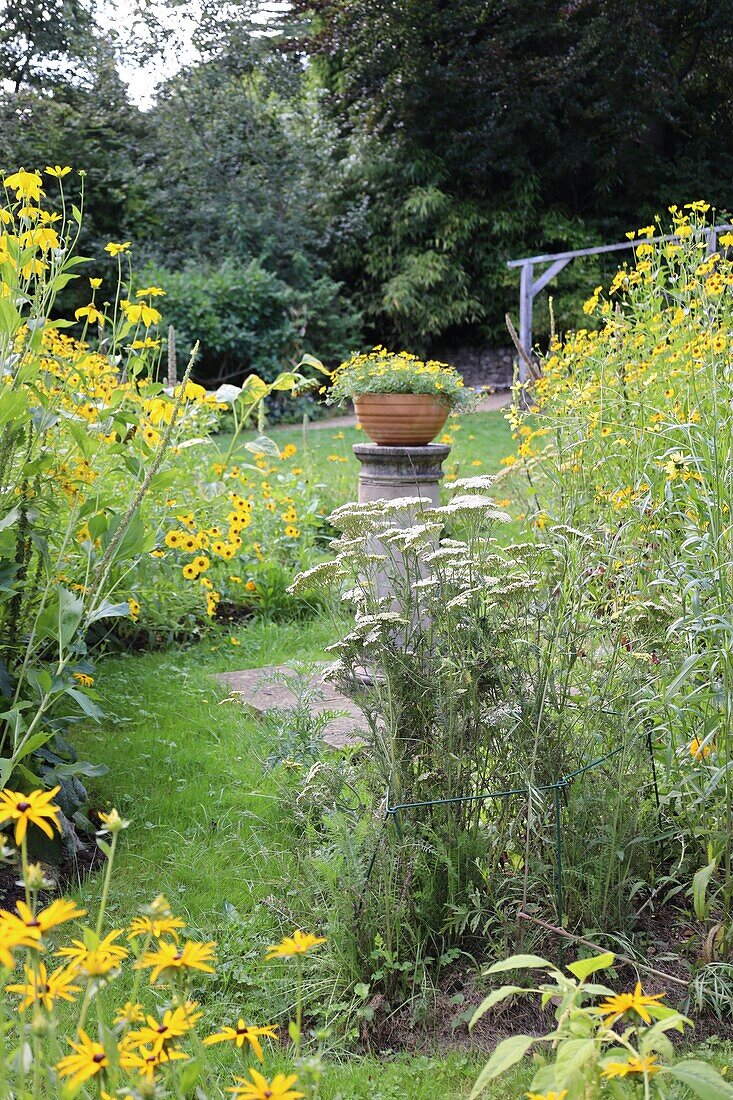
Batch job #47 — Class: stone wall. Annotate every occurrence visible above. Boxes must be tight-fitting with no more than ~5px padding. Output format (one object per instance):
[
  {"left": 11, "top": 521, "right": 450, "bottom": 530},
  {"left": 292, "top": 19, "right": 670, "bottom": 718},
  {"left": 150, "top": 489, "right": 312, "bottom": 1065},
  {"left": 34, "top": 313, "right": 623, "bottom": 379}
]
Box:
[{"left": 436, "top": 346, "right": 516, "bottom": 391}]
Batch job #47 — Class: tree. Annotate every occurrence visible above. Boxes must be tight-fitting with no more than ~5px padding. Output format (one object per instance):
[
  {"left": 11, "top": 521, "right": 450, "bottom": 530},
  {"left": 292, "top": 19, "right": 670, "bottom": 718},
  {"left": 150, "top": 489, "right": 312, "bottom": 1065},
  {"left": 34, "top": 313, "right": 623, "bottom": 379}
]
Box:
[{"left": 0, "top": 0, "right": 96, "bottom": 90}]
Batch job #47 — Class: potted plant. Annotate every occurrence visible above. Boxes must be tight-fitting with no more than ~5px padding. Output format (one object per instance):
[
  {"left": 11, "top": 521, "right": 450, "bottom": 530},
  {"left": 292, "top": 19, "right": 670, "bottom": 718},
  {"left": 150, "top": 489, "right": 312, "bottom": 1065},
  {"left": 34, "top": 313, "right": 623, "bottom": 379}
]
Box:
[{"left": 328, "top": 346, "right": 474, "bottom": 445}]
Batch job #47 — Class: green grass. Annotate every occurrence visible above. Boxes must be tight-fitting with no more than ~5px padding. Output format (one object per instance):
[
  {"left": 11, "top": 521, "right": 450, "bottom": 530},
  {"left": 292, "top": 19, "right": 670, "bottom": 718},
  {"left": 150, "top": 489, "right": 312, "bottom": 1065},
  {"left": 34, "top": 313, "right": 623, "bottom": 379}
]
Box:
[
  {"left": 219, "top": 410, "right": 514, "bottom": 492},
  {"left": 68, "top": 615, "right": 520, "bottom": 1095}
]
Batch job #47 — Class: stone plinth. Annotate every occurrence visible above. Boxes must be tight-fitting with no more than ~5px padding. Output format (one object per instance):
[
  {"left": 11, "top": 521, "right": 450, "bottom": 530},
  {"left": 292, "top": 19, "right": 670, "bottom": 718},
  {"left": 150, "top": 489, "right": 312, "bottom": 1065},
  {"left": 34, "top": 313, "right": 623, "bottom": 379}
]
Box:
[{"left": 353, "top": 443, "right": 451, "bottom": 505}]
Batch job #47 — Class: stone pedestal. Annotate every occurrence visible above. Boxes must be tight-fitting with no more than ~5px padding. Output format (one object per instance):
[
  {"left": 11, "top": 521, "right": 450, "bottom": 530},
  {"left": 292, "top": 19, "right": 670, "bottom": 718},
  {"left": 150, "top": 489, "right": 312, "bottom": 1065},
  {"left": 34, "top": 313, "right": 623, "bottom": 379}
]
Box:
[{"left": 353, "top": 443, "right": 451, "bottom": 505}]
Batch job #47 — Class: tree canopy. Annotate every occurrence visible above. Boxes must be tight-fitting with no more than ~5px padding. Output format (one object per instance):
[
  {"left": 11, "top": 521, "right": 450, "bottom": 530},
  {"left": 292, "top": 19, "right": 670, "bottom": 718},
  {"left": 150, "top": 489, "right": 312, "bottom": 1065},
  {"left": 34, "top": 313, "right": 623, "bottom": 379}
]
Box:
[{"left": 2, "top": 0, "right": 733, "bottom": 373}]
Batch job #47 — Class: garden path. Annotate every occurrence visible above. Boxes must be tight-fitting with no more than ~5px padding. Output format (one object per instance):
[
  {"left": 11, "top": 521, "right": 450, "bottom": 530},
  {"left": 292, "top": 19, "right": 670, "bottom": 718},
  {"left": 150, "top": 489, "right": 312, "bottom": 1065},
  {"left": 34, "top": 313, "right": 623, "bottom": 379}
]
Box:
[{"left": 216, "top": 664, "right": 366, "bottom": 748}]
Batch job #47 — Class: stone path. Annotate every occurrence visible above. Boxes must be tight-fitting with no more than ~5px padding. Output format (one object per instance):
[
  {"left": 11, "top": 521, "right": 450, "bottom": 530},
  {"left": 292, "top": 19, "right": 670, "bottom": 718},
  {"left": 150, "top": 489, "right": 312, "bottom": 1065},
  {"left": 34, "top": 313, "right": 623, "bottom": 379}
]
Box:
[{"left": 216, "top": 664, "right": 367, "bottom": 749}]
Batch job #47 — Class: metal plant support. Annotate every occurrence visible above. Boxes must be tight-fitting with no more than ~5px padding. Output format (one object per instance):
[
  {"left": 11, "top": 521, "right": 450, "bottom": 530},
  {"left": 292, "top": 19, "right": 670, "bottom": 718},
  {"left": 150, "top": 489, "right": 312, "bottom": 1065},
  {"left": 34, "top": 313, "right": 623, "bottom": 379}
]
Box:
[
  {"left": 361, "top": 734, "right": 661, "bottom": 942},
  {"left": 508, "top": 222, "right": 733, "bottom": 382}
]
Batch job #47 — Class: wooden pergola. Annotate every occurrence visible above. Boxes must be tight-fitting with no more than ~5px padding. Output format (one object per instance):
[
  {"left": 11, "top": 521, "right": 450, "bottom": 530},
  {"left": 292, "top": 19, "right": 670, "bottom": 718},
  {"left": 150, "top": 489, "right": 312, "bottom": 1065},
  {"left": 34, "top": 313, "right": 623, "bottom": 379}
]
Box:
[{"left": 507, "top": 223, "right": 733, "bottom": 382}]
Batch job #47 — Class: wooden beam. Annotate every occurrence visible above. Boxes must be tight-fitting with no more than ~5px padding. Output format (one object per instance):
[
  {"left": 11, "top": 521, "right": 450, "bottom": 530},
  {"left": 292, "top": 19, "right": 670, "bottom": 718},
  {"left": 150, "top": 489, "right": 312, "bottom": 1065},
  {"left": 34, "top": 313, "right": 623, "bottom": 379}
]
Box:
[
  {"left": 507, "top": 223, "right": 733, "bottom": 269},
  {"left": 518, "top": 262, "right": 533, "bottom": 383},
  {"left": 532, "top": 256, "right": 571, "bottom": 295}
]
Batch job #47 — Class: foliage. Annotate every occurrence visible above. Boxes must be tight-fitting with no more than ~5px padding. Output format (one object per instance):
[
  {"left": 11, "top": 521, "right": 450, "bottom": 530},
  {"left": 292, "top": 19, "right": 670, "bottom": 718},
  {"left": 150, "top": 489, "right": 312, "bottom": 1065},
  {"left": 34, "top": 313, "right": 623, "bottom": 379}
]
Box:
[
  {"left": 328, "top": 346, "right": 474, "bottom": 408},
  {"left": 506, "top": 204, "right": 733, "bottom": 957},
  {"left": 471, "top": 952, "right": 732, "bottom": 1099},
  {"left": 288, "top": 481, "right": 660, "bottom": 999},
  {"left": 0, "top": 166, "right": 322, "bottom": 837},
  {"left": 0, "top": 786, "right": 329, "bottom": 1098},
  {"left": 142, "top": 259, "right": 360, "bottom": 387}
]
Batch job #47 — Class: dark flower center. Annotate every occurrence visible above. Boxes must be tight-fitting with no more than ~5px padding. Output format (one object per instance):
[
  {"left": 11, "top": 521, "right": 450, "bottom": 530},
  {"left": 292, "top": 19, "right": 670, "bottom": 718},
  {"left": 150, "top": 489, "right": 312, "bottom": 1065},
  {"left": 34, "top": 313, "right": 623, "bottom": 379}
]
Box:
[
  {"left": 92, "top": 1053, "right": 105, "bottom": 1064},
  {"left": 17, "top": 802, "right": 31, "bottom": 812}
]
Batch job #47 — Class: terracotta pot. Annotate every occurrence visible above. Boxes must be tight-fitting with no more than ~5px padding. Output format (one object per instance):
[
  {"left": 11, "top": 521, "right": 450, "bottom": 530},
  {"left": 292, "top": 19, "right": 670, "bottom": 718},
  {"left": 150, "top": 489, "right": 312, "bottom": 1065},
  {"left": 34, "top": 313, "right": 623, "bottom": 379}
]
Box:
[{"left": 353, "top": 393, "right": 450, "bottom": 446}]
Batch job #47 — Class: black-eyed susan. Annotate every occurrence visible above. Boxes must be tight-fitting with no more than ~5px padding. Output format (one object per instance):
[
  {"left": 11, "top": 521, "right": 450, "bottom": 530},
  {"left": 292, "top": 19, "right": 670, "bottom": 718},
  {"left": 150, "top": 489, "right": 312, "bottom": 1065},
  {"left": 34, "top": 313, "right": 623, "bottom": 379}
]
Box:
[
  {"left": 211, "top": 539, "right": 227, "bottom": 556},
  {"left": 194, "top": 555, "right": 209, "bottom": 573},
  {"left": 264, "top": 930, "right": 325, "bottom": 960},
  {"left": 284, "top": 525, "right": 300, "bottom": 538},
  {"left": 128, "top": 1004, "right": 202, "bottom": 1054},
  {"left": 73, "top": 671, "right": 94, "bottom": 687},
  {"left": 128, "top": 909, "right": 186, "bottom": 941},
  {"left": 6, "top": 960, "right": 81, "bottom": 1011},
  {"left": 57, "top": 929, "right": 128, "bottom": 975},
  {"left": 3, "top": 897, "right": 86, "bottom": 937},
  {"left": 56, "top": 1029, "right": 109, "bottom": 1090},
  {"left": 0, "top": 786, "right": 61, "bottom": 845},
  {"left": 128, "top": 598, "right": 141, "bottom": 622},
  {"left": 114, "top": 1001, "right": 146, "bottom": 1026},
  {"left": 690, "top": 736, "right": 714, "bottom": 760},
  {"left": 180, "top": 533, "right": 199, "bottom": 553},
  {"left": 182, "top": 563, "right": 199, "bottom": 581},
  {"left": 136, "top": 938, "right": 216, "bottom": 983},
  {"left": 204, "top": 1020, "right": 277, "bottom": 1061},
  {"left": 228, "top": 1068, "right": 303, "bottom": 1100},
  {"left": 0, "top": 920, "right": 42, "bottom": 967}
]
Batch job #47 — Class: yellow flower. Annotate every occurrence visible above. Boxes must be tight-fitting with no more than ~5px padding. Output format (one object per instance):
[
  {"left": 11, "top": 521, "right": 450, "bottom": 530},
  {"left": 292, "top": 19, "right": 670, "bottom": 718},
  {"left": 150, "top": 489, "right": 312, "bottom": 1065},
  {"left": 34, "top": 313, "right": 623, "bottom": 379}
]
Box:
[
  {"left": 57, "top": 928, "right": 128, "bottom": 975},
  {"left": 97, "top": 808, "right": 130, "bottom": 833},
  {"left": 45, "top": 165, "right": 72, "bottom": 178},
  {"left": 526, "top": 1092, "right": 568, "bottom": 1100},
  {"left": 118, "top": 1044, "right": 189, "bottom": 1079},
  {"left": 265, "top": 929, "right": 325, "bottom": 960},
  {"left": 228, "top": 1068, "right": 303, "bottom": 1100},
  {"left": 203, "top": 1020, "right": 278, "bottom": 1061},
  {"left": 284, "top": 525, "right": 300, "bottom": 538},
  {"left": 690, "top": 736, "right": 714, "bottom": 760},
  {"left": 0, "top": 786, "right": 61, "bottom": 845},
  {"left": 165, "top": 530, "right": 183, "bottom": 548},
  {"left": 104, "top": 241, "right": 131, "bottom": 256},
  {"left": 4, "top": 169, "right": 43, "bottom": 201},
  {"left": 0, "top": 897, "right": 86, "bottom": 938},
  {"left": 56, "top": 1030, "right": 109, "bottom": 1090},
  {"left": 245, "top": 580, "right": 257, "bottom": 593},
  {"left": 128, "top": 598, "right": 141, "bottom": 622},
  {"left": 194, "top": 555, "right": 210, "bottom": 573},
  {"left": 597, "top": 981, "right": 666, "bottom": 1024},
  {"left": 6, "top": 961, "right": 81, "bottom": 1011},
  {"left": 114, "top": 1001, "right": 146, "bottom": 1025},
  {"left": 0, "top": 920, "right": 43, "bottom": 968},
  {"left": 73, "top": 671, "right": 94, "bottom": 687},
  {"left": 142, "top": 425, "right": 162, "bottom": 448},
  {"left": 75, "top": 303, "right": 105, "bottom": 327},
  {"left": 128, "top": 1004, "right": 202, "bottom": 1054},
  {"left": 601, "top": 1054, "right": 661, "bottom": 1078},
  {"left": 135, "top": 285, "right": 166, "bottom": 297},
  {"left": 136, "top": 938, "right": 216, "bottom": 983},
  {"left": 128, "top": 912, "right": 185, "bottom": 941},
  {"left": 281, "top": 443, "right": 297, "bottom": 459},
  {"left": 182, "top": 563, "right": 200, "bottom": 581},
  {"left": 122, "top": 299, "right": 161, "bottom": 326},
  {"left": 89, "top": 277, "right": 102, "bottom": 289},
  {"left": 175, "top": 381, "right": 207, "bottom": 401}
]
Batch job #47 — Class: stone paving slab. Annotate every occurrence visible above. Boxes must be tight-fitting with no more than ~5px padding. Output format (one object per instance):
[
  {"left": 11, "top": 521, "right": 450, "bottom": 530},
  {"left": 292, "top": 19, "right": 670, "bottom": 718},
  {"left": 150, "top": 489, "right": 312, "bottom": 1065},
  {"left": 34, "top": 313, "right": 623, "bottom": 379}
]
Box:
[{"left": 215, "top": 664, "right": 367, "bottom": 749}]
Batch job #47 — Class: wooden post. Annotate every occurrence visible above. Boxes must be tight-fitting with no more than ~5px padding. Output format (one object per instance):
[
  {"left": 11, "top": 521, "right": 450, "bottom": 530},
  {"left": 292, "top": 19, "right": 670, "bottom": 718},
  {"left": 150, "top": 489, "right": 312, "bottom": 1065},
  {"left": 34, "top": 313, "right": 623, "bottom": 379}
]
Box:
[
  {"left": 167, "top": 325, "right": 177, "bottom": 388},
  {"left": 519, "top": 262, "right": 533, "bottom": 383}
]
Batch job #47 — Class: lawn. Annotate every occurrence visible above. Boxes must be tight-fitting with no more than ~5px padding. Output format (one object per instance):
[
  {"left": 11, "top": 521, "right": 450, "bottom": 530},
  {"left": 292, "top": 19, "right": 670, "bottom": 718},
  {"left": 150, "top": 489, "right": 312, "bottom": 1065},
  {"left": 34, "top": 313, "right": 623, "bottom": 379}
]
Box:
[{"left": 64, "top": 415, "right": 523, "bottom": 1096}]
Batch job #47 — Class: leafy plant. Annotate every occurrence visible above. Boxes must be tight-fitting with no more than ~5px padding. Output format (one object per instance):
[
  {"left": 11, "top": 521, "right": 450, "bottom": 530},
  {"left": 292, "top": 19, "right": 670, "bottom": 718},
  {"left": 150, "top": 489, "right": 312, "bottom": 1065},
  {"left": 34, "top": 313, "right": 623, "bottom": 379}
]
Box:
[{"left": 471, "top": 952, "right": 733, "bottom": 1099}]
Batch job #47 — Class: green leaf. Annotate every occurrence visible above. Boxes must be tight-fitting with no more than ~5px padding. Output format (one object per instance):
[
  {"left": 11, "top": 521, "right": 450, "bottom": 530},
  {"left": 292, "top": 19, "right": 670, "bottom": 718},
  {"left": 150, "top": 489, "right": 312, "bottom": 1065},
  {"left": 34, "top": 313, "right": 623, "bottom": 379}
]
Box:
[
  {"left": 270, "top": 370, "right": 300, "bottom": 391},
  {"left": 57, "top": 586, "right": 84, "bottom": 650},
  {"left": 664, "top": 1060, "right": 733, "bottom": 1099},
  {"left": 86, "top": 599, "right": 134, "bottom": 625},
  {"left": 554, "top": 1038, "right": 597, "bottom": 1076},
  {"left": 487, "top": 954, "right": 556, "bottom": 975},
  {"left": 14, "top": 729, "right": 54, "bottom": 763},
  {"left": 566, "top": 952, "right": 615, "bottom": 981},
  {"left": 0, "top": 392, "right": 27, "bottom": 428},
  {"left": 298, "top": 352, "right": 331, "bottom": 376},
  {"left": 470, "top": 1036, "right": 535, "bottom": 1098},
  {"left": 288, "top": 1020, "right": 300, "bottom": 1045},
  {"left": 469, "top": 985, "right": 526, "bottom": 1029},
  {"left": 693, "top": 859, "right": 717, "bottom": 920},
  {"left": 0, "top": 296, "right": 21, "bottom": 335}
]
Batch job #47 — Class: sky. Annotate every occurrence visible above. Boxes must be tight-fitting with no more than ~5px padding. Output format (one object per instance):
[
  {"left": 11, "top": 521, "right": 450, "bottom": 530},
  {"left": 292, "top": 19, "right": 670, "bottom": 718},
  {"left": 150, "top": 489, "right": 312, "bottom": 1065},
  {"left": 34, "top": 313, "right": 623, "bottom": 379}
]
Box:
[
  {"left": 98, "top": 1, "right": 287, "bottom": 108},
  {"left": 98, "top": 1, "right": 198, "bottom": 107}
]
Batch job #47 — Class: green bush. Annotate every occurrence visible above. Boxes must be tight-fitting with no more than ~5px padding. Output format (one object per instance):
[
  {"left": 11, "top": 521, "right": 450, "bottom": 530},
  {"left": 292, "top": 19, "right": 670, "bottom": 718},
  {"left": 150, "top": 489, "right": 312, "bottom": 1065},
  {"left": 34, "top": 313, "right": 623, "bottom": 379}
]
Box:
[{"left": 143, "top": 258, "right": 362, "bottom": 388}]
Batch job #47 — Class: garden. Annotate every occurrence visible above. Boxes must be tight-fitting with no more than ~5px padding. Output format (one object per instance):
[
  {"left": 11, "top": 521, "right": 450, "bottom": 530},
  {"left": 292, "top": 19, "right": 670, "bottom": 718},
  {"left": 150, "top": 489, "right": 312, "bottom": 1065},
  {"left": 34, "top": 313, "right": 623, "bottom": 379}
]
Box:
[{"left": 1, "top": 153, "right": 733, "bottom": 1100}]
